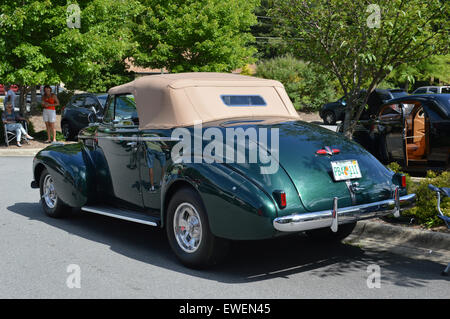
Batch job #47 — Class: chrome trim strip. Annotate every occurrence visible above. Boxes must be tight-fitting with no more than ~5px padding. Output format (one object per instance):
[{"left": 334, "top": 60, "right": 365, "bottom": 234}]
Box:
[
  {"left": 77, "top": 135, "right": 180, "bottom": 142},
  {"left": 82, "top": 206, "right": 158, "bottom": 226},
  {"left": 273, "top": 193, "right": 416, "bottom": 232}
]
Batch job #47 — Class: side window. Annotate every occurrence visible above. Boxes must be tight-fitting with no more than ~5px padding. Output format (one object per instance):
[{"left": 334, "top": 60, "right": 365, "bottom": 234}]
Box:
[
  {"left": 441, "top": 87, "right": 450, "bottom": 94},
  {"left": 220, "top": 95, "right": 266, "bottom": 107},
  {"left": 114, "top": 94, "right": 138, "bottom": 125},
  {"left": 429, "top": 88, "right": 438, "bottom": 93},
  {"left": 103, "top": 95, "right": 114, "bottom": 123}
]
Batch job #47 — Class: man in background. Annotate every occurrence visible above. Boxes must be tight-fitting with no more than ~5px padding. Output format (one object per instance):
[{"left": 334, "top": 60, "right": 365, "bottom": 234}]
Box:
[{"left": 3, "top": 85, "right": 17, "bottom": 110}]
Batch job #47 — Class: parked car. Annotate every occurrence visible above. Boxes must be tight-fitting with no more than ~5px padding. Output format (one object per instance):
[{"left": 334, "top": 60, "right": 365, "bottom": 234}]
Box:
[
  {"left": 319, "top": 96, "right": 347, "bottom": 125},
  {"left": 61, "top": 93, "right": 107, "bottom": 140},
  {"left": 31, "top": 73, "right": 416, "bottom": 268},
  {"left": 352, "top": 94, "right": 450, "bottom": 173},
  {"left": 320, "top": 89, "right": 408, "bottom": 124},
  {"left": 412, "top": 86, "right": 450, "bottom": 94},
  {"left": 0, "top": 84, "right": 19, "bottom": 95}
]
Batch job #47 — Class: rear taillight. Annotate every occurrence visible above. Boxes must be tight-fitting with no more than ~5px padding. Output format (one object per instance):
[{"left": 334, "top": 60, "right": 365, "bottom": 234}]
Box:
[
  {"left": 273, "top": 190, "right": 287, "bottom": 209},
  {"left": 393, "top": 173, "right": 407, "bottom": 188}
]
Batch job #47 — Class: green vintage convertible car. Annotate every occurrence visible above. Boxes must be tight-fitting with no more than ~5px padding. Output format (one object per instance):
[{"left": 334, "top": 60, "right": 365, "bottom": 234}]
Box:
[{"left": 31, "top": 73, "right": 416, "bottom": 268}]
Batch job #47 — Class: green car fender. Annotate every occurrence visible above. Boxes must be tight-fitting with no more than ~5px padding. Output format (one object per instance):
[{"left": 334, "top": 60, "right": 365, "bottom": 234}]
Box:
[
  {"left": 33, "top": 143, "right": 96, "bottom": 208},
  {"left": 161, "top": 162, "right": 280, "bottom": 240}
]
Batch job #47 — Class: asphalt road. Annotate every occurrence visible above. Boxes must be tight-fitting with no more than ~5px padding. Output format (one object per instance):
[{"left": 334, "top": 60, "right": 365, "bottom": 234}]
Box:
[{"left": 0, "top": 157, "right": 448, "bottom": 299}]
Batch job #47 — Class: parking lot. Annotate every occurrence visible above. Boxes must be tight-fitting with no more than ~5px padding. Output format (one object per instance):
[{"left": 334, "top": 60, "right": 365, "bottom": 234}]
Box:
[{"left": 0, "top": 156, "right": 448, "bottom": 298}]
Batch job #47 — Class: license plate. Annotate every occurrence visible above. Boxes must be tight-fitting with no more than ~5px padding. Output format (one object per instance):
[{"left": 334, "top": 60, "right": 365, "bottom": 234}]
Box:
[{"left": 331, "top": 160, "right": 362, "bottom": 181}]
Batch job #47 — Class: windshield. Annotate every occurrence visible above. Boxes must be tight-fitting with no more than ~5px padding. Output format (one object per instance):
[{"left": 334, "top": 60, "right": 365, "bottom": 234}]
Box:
[
  {"left": 391, "top": 91, "right": 408, "bottom": 98},
  {"left": 115, "top": 94, "right": 138, "bottom": 125},
  {"left": 97, "top": 95, "right": 107, "bottom": 107}
]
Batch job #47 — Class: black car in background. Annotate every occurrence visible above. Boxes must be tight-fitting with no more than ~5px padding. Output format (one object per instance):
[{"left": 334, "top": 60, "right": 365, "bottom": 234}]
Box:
[
  {"left": 353, "top": 94, "right": 450, "bottom": 173},
  {"left": 61, "top": 93, "right": 107, "bottom": 140},
  {"left": 320, "top": 88, "right": 409, "bottom": 124}
]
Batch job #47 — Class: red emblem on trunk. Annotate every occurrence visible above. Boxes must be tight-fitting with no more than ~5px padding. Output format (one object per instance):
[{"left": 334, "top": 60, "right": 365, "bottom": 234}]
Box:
[{"left": 316, "top": 146, "right": 340, "bottom": 156}]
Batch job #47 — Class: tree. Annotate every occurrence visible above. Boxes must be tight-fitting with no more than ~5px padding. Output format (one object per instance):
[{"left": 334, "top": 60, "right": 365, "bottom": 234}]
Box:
[
  {"left": 132, "top": 0, "right": 259, "bottom": 73},
  {"left": 251, "top": 0, "right": 290, "bottom": 60},
  {"left": 256, "top": 54, "right": 336, "bottom": 110},
  {"left": 271, "top": 0, "right": 449, "bottom": 137},
  {"left": 383, "top": 54, "right": 450, "bottom": 90},
  {"left": 0, "top": 0, "right": 142, "bottom": 115}
]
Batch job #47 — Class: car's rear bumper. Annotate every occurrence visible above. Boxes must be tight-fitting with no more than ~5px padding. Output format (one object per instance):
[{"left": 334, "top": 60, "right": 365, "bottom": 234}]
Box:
[{"left": 273, "top": 193, "right": 416, "bottom": 232}]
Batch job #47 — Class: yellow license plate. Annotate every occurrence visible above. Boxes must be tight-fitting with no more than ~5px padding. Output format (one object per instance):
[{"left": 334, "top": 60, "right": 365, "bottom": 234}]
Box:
[{"left": 331, "top": 160, "right": 362, "bottom": 181}]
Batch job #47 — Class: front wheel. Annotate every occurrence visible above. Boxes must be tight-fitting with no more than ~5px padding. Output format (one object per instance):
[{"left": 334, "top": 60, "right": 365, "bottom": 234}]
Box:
[
  {"left": 166, "top": 187, "right": 230, "bottom": 268},
  {"left": 61, "top": 122, "right": 75, "bottom": 141},
  {"left": 39, "top": 169, "right": 71, "bottom": 218},
  {"left": 305, "top": 222, "right": 357, "bottom": 242}
]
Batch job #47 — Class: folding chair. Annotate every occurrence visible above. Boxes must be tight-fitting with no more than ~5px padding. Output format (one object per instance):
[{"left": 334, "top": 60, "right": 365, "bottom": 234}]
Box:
[{"left": 3, "top": 119, "right": 29, "bottom": 147}]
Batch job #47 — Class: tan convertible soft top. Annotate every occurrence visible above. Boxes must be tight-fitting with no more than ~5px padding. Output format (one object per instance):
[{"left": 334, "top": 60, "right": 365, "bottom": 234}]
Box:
[{"left": 108, "top": 72, "right": 300, "bottom": 129}]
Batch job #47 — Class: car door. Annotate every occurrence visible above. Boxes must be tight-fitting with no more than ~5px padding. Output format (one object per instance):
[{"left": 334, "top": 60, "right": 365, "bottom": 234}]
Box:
[
  {"left": 96, "top": 93, "right": 144, "bottom": 208},
  {"left": 377, "top": 103, "right": 406, "bottom": 163},
  {"left": 138, "top": 131, "right": 173, "bottom": 210},
  {"left": 65, "top": 95, "right": 85, "bottom": 130}
]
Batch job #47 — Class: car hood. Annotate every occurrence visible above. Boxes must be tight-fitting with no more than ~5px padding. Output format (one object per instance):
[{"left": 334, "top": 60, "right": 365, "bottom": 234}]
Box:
[{"left": 205, "top": 119, "right": 396, "bottom": 215}]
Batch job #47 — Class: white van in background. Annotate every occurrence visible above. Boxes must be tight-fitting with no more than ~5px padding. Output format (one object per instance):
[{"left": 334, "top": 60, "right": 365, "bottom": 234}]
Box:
[{"left": 412, "top": 86, "right": 450, "bottom": 94}]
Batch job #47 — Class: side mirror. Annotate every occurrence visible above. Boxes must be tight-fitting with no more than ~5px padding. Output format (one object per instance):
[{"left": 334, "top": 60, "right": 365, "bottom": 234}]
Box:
[{"left": 90, "top": 106, "right": 96, "bottom": 113}]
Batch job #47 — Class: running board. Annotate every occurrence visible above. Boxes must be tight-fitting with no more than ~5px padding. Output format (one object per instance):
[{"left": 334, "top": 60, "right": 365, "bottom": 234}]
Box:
[{"left": 82, "top": 205, "right": 160, "bottom": 227}]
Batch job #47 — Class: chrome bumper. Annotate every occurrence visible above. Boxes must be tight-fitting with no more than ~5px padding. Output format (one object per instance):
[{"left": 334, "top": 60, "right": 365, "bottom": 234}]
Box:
[{"left": 273, "top": 193, "right": 416, "bottom": 232}]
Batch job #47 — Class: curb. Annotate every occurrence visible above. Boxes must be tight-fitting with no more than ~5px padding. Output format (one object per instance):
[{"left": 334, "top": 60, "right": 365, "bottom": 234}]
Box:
[
  {"left": 345, "top": 220, "right": 450, "bottom": 264},
  {"left": 0, "top": 148, "right": 41, "bottom": 157}
]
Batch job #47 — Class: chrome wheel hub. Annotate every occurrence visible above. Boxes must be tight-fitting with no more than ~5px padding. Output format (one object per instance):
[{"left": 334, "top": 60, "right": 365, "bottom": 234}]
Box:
[
  {"left": 43, "top": 175, "right": 57, "bottom": 209},
  {"left": 173, "top": 203, "right": 202, "bottom": 253}
]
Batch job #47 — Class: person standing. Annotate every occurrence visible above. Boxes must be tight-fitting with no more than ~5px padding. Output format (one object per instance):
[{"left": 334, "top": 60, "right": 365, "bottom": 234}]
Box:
[
  {"left": 41, "top": 85, "right": 59, "bottom": 143},
  {"left": 3, "top": 85, "right": 17, "bottom": 110}
]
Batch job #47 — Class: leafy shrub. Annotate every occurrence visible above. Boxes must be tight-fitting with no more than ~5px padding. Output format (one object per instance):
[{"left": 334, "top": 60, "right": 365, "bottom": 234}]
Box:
[
  {"left": 56, "top": 90, "right": 74, "bottom": 113},
  {"left": 387, "top": 162, "right": 450, "bottom": 227},
  {"left": 31, "top": 130, "right": 66, "bottom": 142},
  {"left": 255, "top": 54, "right": 337, "bottom": 111}
]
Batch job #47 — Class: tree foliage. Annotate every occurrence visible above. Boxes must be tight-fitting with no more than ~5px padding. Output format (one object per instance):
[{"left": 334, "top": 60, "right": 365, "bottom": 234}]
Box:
[
  {"left": 0, "top": 0, "right": 142, "bottom": 114},
  {"left": 271, "top": 0, "right": 449, "bottom": 137},
  {"left": 132, "top": 0, "right": 259, "bottom": 73},
  {"left": 256, "top": 54, "right": 336, "bottom": 111},
  {"left": 384, "top": 54, "right": 450, "bottom": 90}
]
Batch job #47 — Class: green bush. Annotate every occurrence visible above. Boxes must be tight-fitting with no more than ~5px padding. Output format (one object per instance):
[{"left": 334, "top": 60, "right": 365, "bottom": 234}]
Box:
[
  {"left": 387, "top": 162, "right": 450, "bottom": 227},
  {"left": 255, "top": 54, "right": 337, "bottom": 111},
  {"left": 31, "top": 130, "right": 65, "bottom": 142},
  {"left": 56, "top": 90, "right": 74, "bottom": 113}
]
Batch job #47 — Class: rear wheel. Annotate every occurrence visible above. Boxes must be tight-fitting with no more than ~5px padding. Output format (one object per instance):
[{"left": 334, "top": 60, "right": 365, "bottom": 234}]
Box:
[
  {"left": 305, "top": 222, "right": 357, "bottom": 242},
  {"left": 39, "top": 169, "right": 71, "bottom": 218},
  {"left": 323, "top": 111, "right": 337, "bottom": 125},
  {"left": 166, "top": 187, "right": 230, "bottom": 268}
]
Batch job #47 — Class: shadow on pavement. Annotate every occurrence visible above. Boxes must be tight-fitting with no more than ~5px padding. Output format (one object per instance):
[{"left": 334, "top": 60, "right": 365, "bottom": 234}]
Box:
[{"left": 7, "top": 202, "right": 449, "bottom": 286}]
